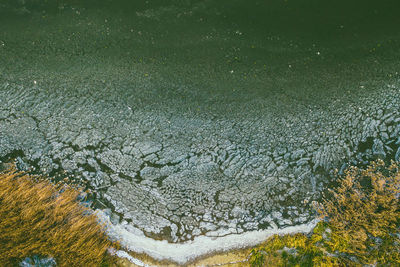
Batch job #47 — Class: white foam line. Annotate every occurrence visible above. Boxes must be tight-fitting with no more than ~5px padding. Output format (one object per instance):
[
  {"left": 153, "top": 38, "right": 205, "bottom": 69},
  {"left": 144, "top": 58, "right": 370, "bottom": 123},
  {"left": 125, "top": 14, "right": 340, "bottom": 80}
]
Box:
[{"left": 98, "top": 211, "right": 318, "bottom": 265}]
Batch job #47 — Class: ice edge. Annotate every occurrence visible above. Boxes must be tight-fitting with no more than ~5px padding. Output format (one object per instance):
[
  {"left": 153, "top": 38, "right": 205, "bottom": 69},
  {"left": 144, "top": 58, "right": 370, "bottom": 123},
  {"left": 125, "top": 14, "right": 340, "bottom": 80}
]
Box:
[{"left": 97, "top": 210, "right": 318, "bottom": 265}]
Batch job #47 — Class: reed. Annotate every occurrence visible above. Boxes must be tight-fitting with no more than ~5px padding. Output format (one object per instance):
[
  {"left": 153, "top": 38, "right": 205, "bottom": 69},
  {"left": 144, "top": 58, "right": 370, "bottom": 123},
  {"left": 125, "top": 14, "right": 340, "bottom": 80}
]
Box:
[
  {"left": 250, "top": 160, "right": 400, "bottom": 266},
  {"left": 0, "top": 167, "right": 119, "bottom": 266}
]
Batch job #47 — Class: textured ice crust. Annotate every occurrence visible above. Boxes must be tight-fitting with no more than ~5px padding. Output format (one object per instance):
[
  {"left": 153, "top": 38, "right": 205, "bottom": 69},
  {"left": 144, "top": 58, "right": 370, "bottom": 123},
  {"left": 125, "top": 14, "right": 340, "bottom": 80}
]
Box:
[
  {"left": 98, "top": 210, "right": 317, "bottom": 264},
  {"left": 1, "top": 78, "right": 399, "bottom": 242},
  {"left": 1, "top": 3, "right": 400, "bottom": 245},
  {"left": 1, "top": 80, "right": 400, "bottom": 243}
]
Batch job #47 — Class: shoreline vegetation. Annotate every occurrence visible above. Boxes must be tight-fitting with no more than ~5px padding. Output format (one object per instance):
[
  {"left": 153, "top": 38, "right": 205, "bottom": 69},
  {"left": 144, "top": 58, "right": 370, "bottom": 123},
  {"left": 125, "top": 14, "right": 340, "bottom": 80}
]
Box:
[
  {"left": 0, "top": 160, "right": 399, "bottom": 266},
  {"left": 249, "top": 160, "right": 400, "bottom": 266},
  {"left": 0, "top": 165, "right": 120, "bottom": 266}
]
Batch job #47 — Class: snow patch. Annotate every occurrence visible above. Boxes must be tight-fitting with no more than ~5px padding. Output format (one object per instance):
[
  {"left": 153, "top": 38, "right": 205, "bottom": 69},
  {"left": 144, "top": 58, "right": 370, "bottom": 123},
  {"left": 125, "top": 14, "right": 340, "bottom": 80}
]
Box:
[{"left": 98, "top": 210, "right": 317, "bottom": 265}]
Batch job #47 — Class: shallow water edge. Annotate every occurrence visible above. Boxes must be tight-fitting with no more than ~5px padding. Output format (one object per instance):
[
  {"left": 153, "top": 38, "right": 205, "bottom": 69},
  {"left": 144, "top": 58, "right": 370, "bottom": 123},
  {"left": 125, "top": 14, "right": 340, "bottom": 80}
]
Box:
[{"left": 97, "top": 210, "right": 317, "bottom": 265}]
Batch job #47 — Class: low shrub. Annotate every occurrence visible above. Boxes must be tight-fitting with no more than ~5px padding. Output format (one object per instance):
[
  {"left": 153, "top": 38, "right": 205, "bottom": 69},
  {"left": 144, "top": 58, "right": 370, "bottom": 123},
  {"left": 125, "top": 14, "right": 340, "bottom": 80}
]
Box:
[
  {"left": 250, "top": 160, "right": 400, "bottom": 266},
  {"left": 0, "top": 167, "right": 119, "bottom": 266}
]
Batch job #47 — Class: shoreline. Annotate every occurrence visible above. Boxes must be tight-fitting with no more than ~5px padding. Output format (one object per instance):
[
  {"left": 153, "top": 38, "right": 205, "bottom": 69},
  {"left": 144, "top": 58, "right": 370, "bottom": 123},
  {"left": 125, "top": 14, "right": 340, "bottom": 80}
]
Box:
[
  {"left": 98, "top": 210, "right": 318, "bottom": 265},
  {"left": 114, "top": 247, "right": 251, "bottom": 267}
]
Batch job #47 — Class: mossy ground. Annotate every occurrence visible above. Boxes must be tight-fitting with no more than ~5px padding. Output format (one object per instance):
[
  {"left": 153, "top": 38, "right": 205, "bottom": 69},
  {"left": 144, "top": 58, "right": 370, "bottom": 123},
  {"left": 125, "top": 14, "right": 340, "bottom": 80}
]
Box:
[
  {"left": 0, "top": 166, "right": 120, "bottom": 266},
  {"left": 249, "top": 160, "right": 400, "bottom": 266}
]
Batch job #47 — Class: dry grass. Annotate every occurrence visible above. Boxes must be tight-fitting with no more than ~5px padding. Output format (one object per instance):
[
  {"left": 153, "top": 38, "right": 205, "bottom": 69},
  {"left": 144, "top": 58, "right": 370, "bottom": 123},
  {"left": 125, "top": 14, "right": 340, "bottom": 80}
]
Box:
[
  {"left": 250, "top": 160, "right": 400, "bottom": 266},
  {"left": 317, "top": 159, "right": 400, "bottom": 265},
  {"left": 0, "top": 167, "right": 119, "bottom": 266}
]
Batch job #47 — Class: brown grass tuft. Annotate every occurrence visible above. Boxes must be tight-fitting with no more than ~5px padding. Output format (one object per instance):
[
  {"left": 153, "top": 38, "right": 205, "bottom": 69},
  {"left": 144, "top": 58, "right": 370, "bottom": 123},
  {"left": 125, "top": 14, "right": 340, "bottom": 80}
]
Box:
[
  {"left": 0, "top": 167, "right": 119, "bottom": 266},
  {"left": 250, "top": 160, "right": 400, "bottom": 266},
  {"left": 317, "top": 159, "right": 400, "bottom": 265}
]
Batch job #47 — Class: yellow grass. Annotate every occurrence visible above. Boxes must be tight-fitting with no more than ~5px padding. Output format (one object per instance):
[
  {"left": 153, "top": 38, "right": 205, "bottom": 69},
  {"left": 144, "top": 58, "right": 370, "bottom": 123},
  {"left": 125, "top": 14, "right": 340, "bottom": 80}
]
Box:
[
  {"left": 250, "top": 160, "right": 400, "bottom": 266},
  {"left": 0, "top": 167, "right": 119, "bottom": 266}
]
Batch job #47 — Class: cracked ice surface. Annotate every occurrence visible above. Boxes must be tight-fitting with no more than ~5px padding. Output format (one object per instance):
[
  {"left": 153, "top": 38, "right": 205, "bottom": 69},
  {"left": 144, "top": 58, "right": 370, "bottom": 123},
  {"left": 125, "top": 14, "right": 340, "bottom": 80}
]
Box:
[{"left": 1, "top": 0, "right": 400, "bottom": 249}]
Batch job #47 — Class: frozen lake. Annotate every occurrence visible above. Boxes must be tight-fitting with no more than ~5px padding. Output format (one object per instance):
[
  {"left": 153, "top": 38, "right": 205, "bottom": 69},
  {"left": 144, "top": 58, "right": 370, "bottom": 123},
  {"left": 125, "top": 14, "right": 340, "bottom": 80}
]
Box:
[{"left": 1, "top": 0, "right": 400, "bottom": 261}]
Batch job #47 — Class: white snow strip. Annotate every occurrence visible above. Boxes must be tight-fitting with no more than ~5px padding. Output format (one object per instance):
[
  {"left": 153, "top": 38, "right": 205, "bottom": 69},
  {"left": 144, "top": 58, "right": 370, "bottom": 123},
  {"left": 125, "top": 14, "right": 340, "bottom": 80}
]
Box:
[
  {"left": 109, "top": 248, "right": 155, "bottom": 267},
  {"left": 98, "top": 210, "right": 318, "bottom": 265}
]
